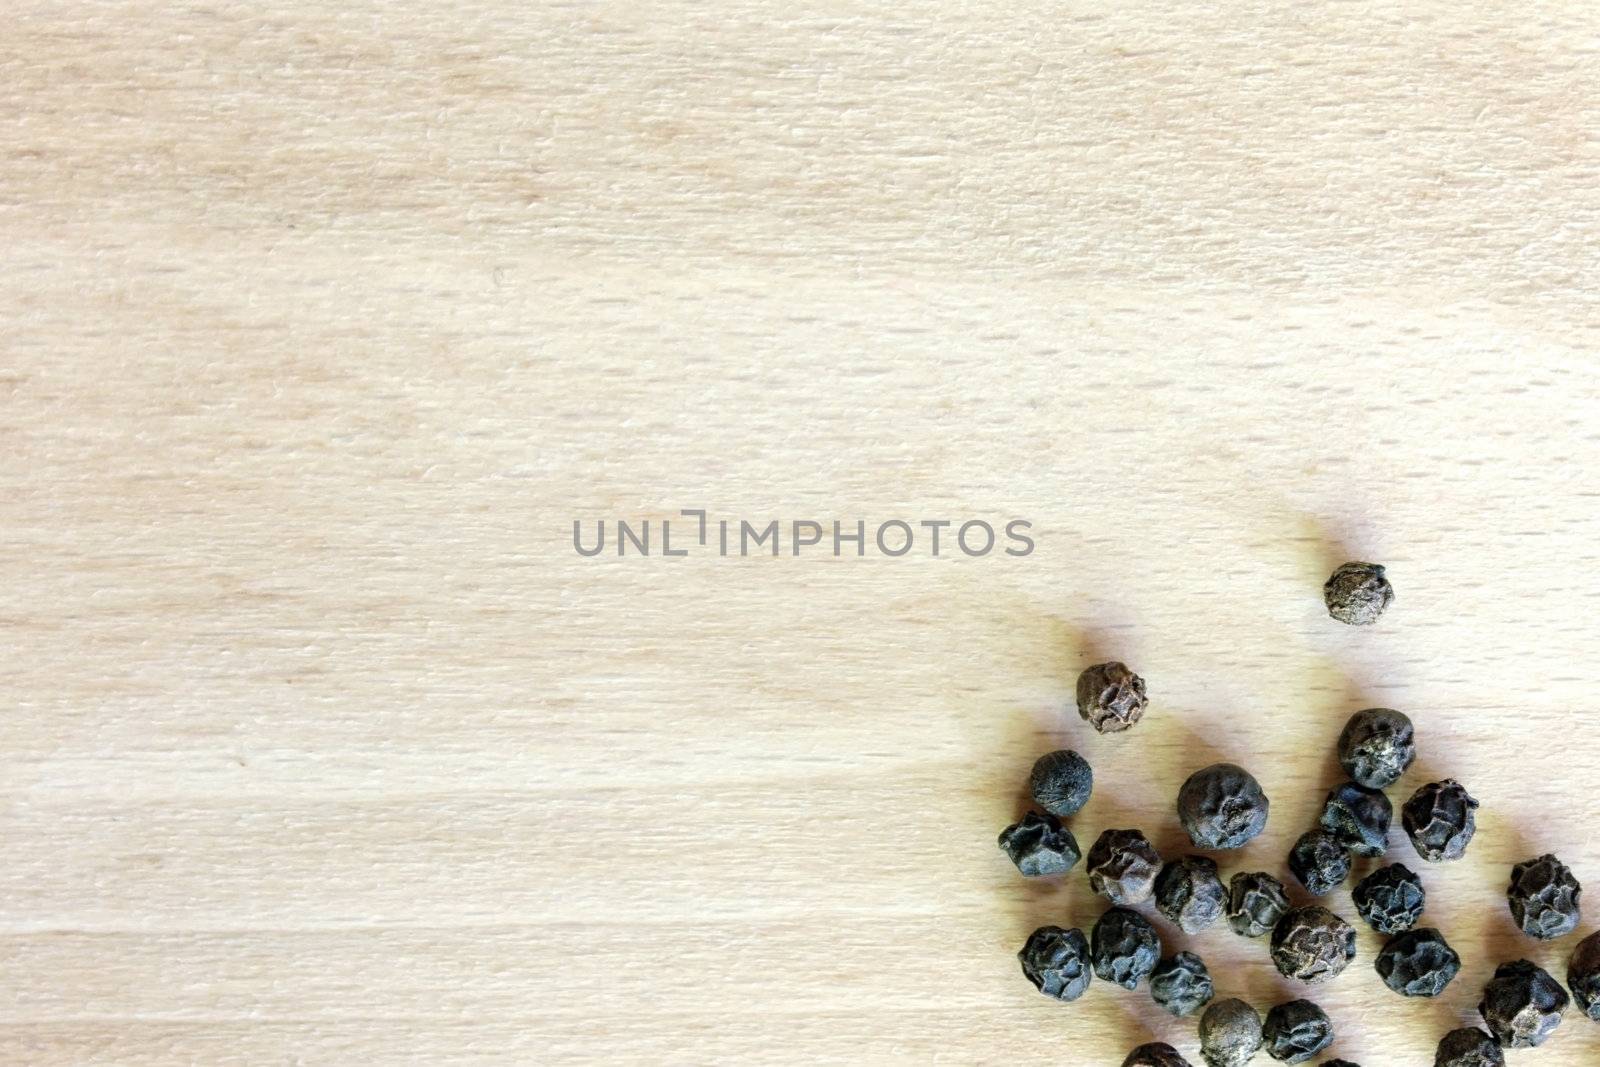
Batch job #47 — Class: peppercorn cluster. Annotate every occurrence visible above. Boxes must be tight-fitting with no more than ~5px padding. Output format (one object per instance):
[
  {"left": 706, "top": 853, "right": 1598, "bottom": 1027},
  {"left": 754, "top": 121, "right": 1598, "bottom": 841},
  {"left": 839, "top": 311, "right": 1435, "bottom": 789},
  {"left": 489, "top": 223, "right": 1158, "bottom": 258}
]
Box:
[{"left": 998, "top": 563, "right": 1596, "bottom": 1064}]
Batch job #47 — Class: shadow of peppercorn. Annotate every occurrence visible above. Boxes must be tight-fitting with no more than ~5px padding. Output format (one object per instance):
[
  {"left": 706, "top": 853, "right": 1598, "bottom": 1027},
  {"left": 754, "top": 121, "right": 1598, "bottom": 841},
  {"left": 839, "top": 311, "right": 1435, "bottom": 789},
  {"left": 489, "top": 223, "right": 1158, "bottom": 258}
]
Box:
[{"left": 1290, "top": 513, "right": 1363, "bottom": 589}]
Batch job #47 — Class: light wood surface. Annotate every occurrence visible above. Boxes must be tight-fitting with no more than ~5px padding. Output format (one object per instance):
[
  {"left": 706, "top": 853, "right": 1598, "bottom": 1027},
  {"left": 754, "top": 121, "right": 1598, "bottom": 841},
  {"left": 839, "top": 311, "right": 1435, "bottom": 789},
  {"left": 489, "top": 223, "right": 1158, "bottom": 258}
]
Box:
[{"left": 6, "top": 3, "right": 1600, "bottom": 1064}]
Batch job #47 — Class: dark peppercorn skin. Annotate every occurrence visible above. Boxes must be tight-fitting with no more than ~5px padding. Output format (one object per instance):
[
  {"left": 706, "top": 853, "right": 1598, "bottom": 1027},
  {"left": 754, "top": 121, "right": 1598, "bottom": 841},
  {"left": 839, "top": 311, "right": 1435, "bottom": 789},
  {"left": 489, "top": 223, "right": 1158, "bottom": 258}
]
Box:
[
  {"left": 1029, "top": 749, "right": 1094, "bottom": 818},
  {"left": 1352, "top": 863, "right": 1424, "bottom": 934},
  {"left": 1091, "top": 906, "right": 1161, "bottom": 989},
  {"left": 1155, "top": 855, "right": 1226, "bottom": 933},
  {"left": 1337, "top": 707, "right": 1415, "bottom": 788},
  {"left": 1017, "top": 925, "right": 1092, "bottom": 1001},
  {"left": 1507, "top": 853, "right": 1581, "bottom": 940},
  {"left": 1150, "top": 951, "right": 1214, "bottom": 1017},
  {"left": 1199, "top": 998, "right": 1263, "bottom": 1067},
  {"left": 1086, "top": 828, "right": 1162, "bottom": 905},
  {"left": 1375, "top": 928, "right": 1460, "bottom": 997},
  {"left": 1123, "top": 1043, "right": 1192, "bottom": 1067},
  {"left": 997, "top": 811, "right": 1081, "bottom": 877},
  {"left": 1177, "top": 763, "right": 1270, "bottom": 850},
  {"left": 1569, "top": 930, "right": 1600, "bottom": 1020},
  {"left": 1402, "top": 780, "right": 1478, "bottom": 862},
  {"left": 1076, "top": 662, "right": 1148, "bottom": 733},
  {"left": 1262, "top": 998, "right": 1333, "bottom": 1063},
  {"left": 1271, "top": 906, "right": 1357, "bottom": 985},
  {"left": 1479, "top": 959, "right": 1568, "bottom": 1048},
  {"left": 1288, "top": 828, "right": 1352, "bottom": 897},
  {"left": 1227, "top": 871, "right": 1289, "bottom": 938},
  {"left": 1319, "top": 781, "right": 1391, "bottom": 858},
  {"left": 1322, "top": 1062, "right": 1362, "bottom": 1067},
  {"left": 1324, "top": 561, "right": 1393, "bottom": 624},
  {"left": 1433, "top": 1027, "right": 1504, "bottom": 1067}
]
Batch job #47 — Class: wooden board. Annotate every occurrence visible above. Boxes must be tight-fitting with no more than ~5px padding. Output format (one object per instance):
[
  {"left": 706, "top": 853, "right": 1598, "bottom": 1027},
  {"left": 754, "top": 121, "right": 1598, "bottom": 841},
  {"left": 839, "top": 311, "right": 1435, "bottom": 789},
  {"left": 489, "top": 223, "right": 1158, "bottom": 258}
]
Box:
[{"left": 5, "top": 2, "right": 1600, "bottom": 1063}]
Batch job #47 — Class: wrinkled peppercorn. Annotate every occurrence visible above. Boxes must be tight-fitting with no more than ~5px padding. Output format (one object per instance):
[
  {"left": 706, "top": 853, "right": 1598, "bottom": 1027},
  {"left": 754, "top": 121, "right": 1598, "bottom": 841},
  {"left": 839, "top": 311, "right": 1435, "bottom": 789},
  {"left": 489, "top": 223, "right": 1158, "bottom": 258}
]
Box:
[
  {"left": 1479, "top": 959, "right": 1567, "bottom": 1048},
  {"left": 1178, "top": 763, "right": 1270, "bottom": 850},
  {"left": 1123, "top": 1044, "right": 1192, "bottom": 1067},
  {"left": 1200, "top": 998, "right": 1264, "bottom": 1067},
  {"left": 1433, "top": 1027, "right": 1504, "bottom": 1067},
  {"left": 1029, "top": 749, "right": 1094, "bottom": 818},
  {"left": 1337, "top": 707, "right": 1415, "bottom": 789},
  {"left": 1319, "top": 781, "right": 1391, "bottom": 857},
  {"left": 1271, "top": 906, "right": 1356, "bottom": 984},
  {"left": 1155, "top": 855, "right": 1226, "bottom": 933},
  {"left": 1092, "top": 906, "right": 1161, "bottom": 989},
  {"left": 1375, "top": 927, "right": 1460, "bottom": 997},
  {"left": 1017, "top": 925, "right": 1092, "bottom": 1001},
  {"left": 1150, "top": 950, "right": 1214, "bottom": 1017},
  {"left": 1087, "top": 829, "right": 1162, "bottom": 905},
  {"left": 1402, "top": 780, "right": 1477, "bottom": 862},
  {"left": 1324, "top": 562, "right": 1393, "bottom": 625},
  {"left": 1507, "top": 854, "right": 1581, "bottom": 940},
  {"left": 998, "top": 811, "right": 1081, "bottom": 877},
  {"left": 1076, "top": 661, "right": 1148, "bottom": 733},
  {"left": 1569, "top": 930, "right": 1600, "bottom": 1020},
  {"left": 1227, "top": 870, "right": 1290, "bottom": 938},
  {"left": 1352, "top": 863, "right": 1424, "bottom": 934},
  {"left": 1288, "top": 829, "right": 1352, "bottom": 897},
  {"left": 1262, "top": 999, "right": 1333, "bottom": 1063}
]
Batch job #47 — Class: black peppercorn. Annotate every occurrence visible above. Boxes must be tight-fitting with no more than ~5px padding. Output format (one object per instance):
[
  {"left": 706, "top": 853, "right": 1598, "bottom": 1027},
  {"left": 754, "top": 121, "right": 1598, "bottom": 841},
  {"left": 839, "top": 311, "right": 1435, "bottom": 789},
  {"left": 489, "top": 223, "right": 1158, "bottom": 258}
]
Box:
[
  {"left": 1569, "top": 930, "right": 1600, "bottom": 1021},
  {"left": 1433, "top": 1027, "right": 1504, "bottom": 1067},
  {"left": 1227, "top": 870, "right": 1290, "bottom": 938},
  {"left": 1177, "top": 762, "right": 1270, "bottom": 850},
  {"left": 1087, "top": 829, "right": 1162, "bottom": 905},
  {"left": 1199, "top": 998, "right": 1264, "bottom": 1067},
  {"left": 1402, "top": 779, "right": 1477, "bottom": 862},
  {"left": 1091, "top": 906, "right": 1161, "bottom": 990},
  {"left": 997, "top": 811, "right": 1081, "bottom": 877},
  {"left": 1262, "top": 999, "right": 1333, "bottom": 1063},
  {"left": 1318, "top": 781, "right": 1391, "bottom": 858},
  {"left": 1123, "top": 1044, "right": 1192, "bottom": 1067},
  {"left": 1155, "top": 855, "right": 1227, "bottom": 933},
  {"left": 1507, "top": 853, "right": 1581, "bottom": 940},
  {"left": 1017, "top": 925, "right": 1092, "bottom": 1001},
  {"left": 1029, "top": 749, "right": 1094, "bottom": 818},
  {"left": 1271, "top": 906, "right": 1356, "bottom": 985},
  {"left": 1352, "top": 863, "right": 1424, "bottom": 934},
  {"left": 1479, "top": 959, "right": 1568, "bottom": 1048},
  {"left": 1150, "top": 950, "right": 1214, "bottom": 1017},
  {"left": 1322, "top": 1062, "right": 1361, "bottom": 1067},
  {"left": 1076, "top": 661, "right": 1148, "bottom": 733},
  {"left": 1288, "top": 828, "right": 1352, "bottom": 897},
  {"left": 1324, "top": 561, "right": 1393, "bottom": 625},
  {"left": 1375, "top": 927, "right": 1460, "bottom": 997},
  {"left": 1337, "top": 707, "right": 1415, "bottom": 789}
]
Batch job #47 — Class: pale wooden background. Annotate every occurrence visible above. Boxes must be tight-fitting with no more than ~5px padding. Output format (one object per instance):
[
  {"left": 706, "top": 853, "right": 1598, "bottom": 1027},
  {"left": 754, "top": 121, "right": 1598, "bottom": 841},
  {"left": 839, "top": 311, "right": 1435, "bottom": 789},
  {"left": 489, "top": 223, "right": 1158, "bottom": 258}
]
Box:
[{"left": 5, "top": 2, "right": 1600, "bottom": 1064}]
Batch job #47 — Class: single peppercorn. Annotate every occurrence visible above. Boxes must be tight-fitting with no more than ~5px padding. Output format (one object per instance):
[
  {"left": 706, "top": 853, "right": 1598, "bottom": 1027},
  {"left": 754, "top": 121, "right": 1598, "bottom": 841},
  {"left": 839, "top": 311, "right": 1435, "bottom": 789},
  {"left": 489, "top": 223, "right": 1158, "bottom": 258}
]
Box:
[
  {"left": 1029, "top": 749, "right": 1094, "bottom": 818},
  {"left": 1324, "top": 561, "right": 1393, "bottom": 625},
  {"left": 1155, "top": 855, "right": 1226, "bottom": 933},
  {"left": 1017, "top": 925, "right": 1092, "bottom": 1001},
  {"left": 1271, "top": 906, "right": 1356, "bottom": 985},
  {"left": 1337, "top": 707, "right": 1415, "bottom": 789},
  {"left": 1087, "top": 829, "right": 1161, "bottom": 905},
  {"left": 1402, "top": 780, "right": 1477, "bottom": 862},
  {"left": 1150, "top": 950, "right": 1214, "bottom": 1017},
  {"left": 1227, "top": 870, "right": 1290, "bottom": 938},
  {"left": 1375, "top": 927, "right": 1460, "bottom": 997},
  {"left": 1123, "top": 1044, "right": 1192, "bottom": 1067},
  {"left": 1319, "top": 781, "right": 1391, "bottom": 858},
  {"left": 1091, "top": 906, "right": 1161, "bottom": 990},
  {"left": 1177, "top": 762, "right": 1270, "bottom": 850},
  {"left": 1479, "top": 959, "right": 1568, "bottom": 1048},
  {"left": 1352, "top": 863, "right": 1424, "bottom": 934},
  {"left": 1507, "top": 853, "right": 1581, "bottom": 940},
  {"left": 1199, "top": 998, "right": 1264, "bottom": 1067},
  {"left": 1262, "top": 999, "right": 1333, "bottom": 1063},
  {"left": 1288, "top": 828, "right": 1352, "bottom": 897},
  {"left": 997, "top": 811, "right": 1081, "bottom": 877},
  {"left": 1076, "top": 661, "right": 1148, "bottom": 733},
  {"left": 1569, "top": 930, "right": 1600, "bottom": 1020},
  {"left": 1433, "top": 1027, "right": 1504, "bottom": 1067}
]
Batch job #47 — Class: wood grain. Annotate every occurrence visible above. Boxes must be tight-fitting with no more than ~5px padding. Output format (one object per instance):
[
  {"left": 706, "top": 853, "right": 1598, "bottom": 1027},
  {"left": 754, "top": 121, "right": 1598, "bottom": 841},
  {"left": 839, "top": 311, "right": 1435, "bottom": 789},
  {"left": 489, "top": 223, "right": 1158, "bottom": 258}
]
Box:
[{"left": 4, "top": 2, "right": 1600, "bottom": 1063}]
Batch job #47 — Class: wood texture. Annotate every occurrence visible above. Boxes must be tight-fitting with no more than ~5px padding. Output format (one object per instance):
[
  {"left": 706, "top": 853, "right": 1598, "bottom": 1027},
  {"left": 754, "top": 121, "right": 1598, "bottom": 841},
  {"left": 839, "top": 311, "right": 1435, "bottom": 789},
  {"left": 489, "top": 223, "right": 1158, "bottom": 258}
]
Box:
[{"left": 5, "top": 3, "right": 1600, "bottom": 1063}]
